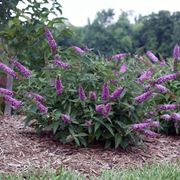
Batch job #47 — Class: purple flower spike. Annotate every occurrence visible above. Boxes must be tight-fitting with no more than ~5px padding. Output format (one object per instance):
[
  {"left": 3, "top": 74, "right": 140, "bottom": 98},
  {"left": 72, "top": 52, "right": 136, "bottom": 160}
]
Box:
[
  {"left": 54, "top": 56, "right": 71, "bottom": 69},
  {"left": 104, "top": 103, "right": 111, "bottom": 117},
  {"left": 110, "top": 87, "right": 124, "bottom": 100},
  {"left": 143, "top": 130, "right": 159, "bottom": 138},
  {"left": 120, "top": 63, "right": 127, "bottom": 73},
  {"left": 27, "top": 92, "right": 44, "bottom": 102},
  {"left": 155, "top": 73, "right": 180, "bottom": 84},
  {"left": 111, "top": 53, "right": 127, "bottom": 61},
  {"left": 61, "top": 114, "right": 71, "bottom": 123},
  {"left": 135, "top": 91, "right": 153, "bottom": 104},
  {"left": 0, "top": 88, "right": 13, "bottom": 96},
  {"left": 11, "top": 58, "right": 31, "bottom": 78},
  {"left": 173, "top": 44, "right": 180, "bottom": 60},
  {"left": 45, "top": 27, "right": 58, "bottom": 54},
  {"left": 102, "top": 83, "right": 109, "bottom": 101},
  {"left": 72, "top": 46, "right": 85, "bottom": 54},
  {"left": 171, "top": 113, "right": 180, "bottom": 121},
  {"left": 160, "top": 114, "right": 171, "bottom": 121},
  {"left": 130, "top": 123, "right": 150, "bottom": 131},
  {"left": 36, "top": 101, "right": 48, "bottom": 114},
  {"left": 138, "top": 69, "right": 154, "bottom": 83},
  {"left": 154, "top": 84, "right": 169, "bottom": 93},
  {"left": 158, "top": 104, "right": 179, "bottom": 111},
  {"left": 89, "top": 91, "right": 97, "bottom": 101},
  {"left": 95, "top": 104, "right": 111, "bottom": 117},
  {"left": 96, "top": 104, "right": 105, "bottom": 114},
  {"left": 146, "top": 51, "right": 159, "bottom": 63},
  {"left": 4, "top": 95, "right": 22, "bottom": 109},
  {"left": 0, "top": 62, "right": 18, "bottom": 79},
  {"left": 55, "top": 76, "right": 63, "bottom": 96},
  {"left": 78, "top": 85, "right": 86, "bottom": 101}
]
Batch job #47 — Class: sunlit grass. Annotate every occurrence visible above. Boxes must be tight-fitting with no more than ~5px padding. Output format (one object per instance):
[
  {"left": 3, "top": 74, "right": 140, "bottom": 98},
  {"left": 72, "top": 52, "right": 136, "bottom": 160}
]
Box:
[{"left": 1, "top": 162, "right": 180, "bottom": 180}]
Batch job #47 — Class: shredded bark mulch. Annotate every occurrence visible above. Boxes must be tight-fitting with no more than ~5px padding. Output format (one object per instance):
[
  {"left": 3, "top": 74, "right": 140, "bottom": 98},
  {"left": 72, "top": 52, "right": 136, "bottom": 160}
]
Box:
[{"left": 0, "top": 116, "right": 180, "bottom": 176}]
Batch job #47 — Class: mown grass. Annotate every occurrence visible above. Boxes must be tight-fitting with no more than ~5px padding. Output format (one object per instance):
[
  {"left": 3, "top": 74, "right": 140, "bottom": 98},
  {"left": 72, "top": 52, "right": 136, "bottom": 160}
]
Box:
[{"left": 1, "top": 162, "right": 180, "bottom": 180}]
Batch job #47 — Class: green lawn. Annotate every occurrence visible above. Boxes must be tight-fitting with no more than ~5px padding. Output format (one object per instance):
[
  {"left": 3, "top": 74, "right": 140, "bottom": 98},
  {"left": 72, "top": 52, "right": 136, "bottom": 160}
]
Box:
[{"left": 1, "top": 162, "right": 180, "bottom": 180}]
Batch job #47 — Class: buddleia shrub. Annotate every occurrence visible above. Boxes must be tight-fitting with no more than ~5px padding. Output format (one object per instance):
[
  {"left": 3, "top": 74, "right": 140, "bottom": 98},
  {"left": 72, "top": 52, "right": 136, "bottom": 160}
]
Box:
[
  {"left": 11, "top": 27, "right": 165, "bottom": 148},
  {"left": 14, "top": 27, "right": 152, "bottom": 149}
]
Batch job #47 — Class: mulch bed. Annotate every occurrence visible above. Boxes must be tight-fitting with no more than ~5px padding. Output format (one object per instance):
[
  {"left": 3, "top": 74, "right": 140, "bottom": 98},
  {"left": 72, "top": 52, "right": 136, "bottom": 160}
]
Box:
[{"left": 0, "top": 116, "right": 180, "bottom": 177}]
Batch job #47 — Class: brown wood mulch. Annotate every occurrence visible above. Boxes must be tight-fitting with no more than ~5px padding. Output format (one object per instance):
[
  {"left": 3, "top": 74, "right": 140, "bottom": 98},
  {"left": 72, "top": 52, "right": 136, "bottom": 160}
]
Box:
[{"left": 0, "top": 115, "right": 180, "bottom": 177}]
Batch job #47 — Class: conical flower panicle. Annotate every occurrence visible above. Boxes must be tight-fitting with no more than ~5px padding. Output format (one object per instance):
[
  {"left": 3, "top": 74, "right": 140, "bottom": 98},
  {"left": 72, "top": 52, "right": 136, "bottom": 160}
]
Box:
[
  {"left": 171, "top": 113, "right": 180, "bottom": 121},
  {"left": 173, "top": 44, "right": 180, "bottom": 60},
  {"left": 135, "top": 91, "right": 153, "bottom": 104},
  {"left": 110, "top": 87, "right": 124, "bottom": 100},
  {"left": 72, "top": 46, "right": 85, "bottom": 54},
  {"left": 155, "top": 73, "right": 180, "bottom": 84},
  {"left": 102, "top": 83, "right": 109, "bottom": 101},
  {"left": 143, "top": 130, "right": 159, "bottom": 138},
  {"left": 61, "top": 114, "right": 71, "bottom": 123},
  {"left": 36, "top": 101, "right": 48, "bottom": 114},
  {"left": 78, "top": 85, "right": 86, "bottom": 101},
  {"left": 55, "top": 75, "right": 63, "bottom": 96},
  {"left": 54, "top": 56, "right": 71, "bottom": 69},
  {"left": 0, "top": 88, "right": 13, "bottom": 96},
  {"left": 146, "top": 51, "right": 159, "bottom": 63},
  {"left": 154, "top": 84, "right": 169, "bottom": 93},
  {"left": 45, "top": 27, "right": 58, "bottom": 54},
  {"left": 11, "top": 58, "right": 31, "bottom": 78},
  {"left": 138, "top": 69, "right": 154, "bottom": 83},
  {"left": 89, "top": 91, "right": 97, "bottom": 101},
  {"left": 158, "top": 104, "right": 179, "bottom": 111},
  {"left": 120, "top": 63, "right": 127, "bottom": 73},
  {"left": 27, "top": 92, "right": 44, "bottom": 102},
  {"left": 4, "top": 95, "right": 22, "bottom": 109},
  {"left": 0, "top": 62, "right": 18, "bottom": 79}
]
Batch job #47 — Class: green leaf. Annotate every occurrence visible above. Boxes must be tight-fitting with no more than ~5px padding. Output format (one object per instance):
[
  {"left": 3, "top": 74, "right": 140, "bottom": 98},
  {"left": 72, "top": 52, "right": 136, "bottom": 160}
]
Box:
[
  {"left": 68, "top": 128, "right": 80, "bottom": 146},
  {"left": 114, "top": 134, "right": 122, "bottom": 149},
  {"left": 94, "top": 122, "right": 101, "bottom": 132},
  {"left": 104, "top": 140, "right": 111, "bottom": 149},
  {"left": 52, "top": 122, "right": 60, "bottom": 134}
]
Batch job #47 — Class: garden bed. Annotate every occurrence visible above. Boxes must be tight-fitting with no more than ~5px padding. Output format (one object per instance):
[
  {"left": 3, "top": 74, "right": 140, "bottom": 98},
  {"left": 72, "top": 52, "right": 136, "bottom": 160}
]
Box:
[{"left": 0, "top": 116, "right": 180, "bottom": 177}]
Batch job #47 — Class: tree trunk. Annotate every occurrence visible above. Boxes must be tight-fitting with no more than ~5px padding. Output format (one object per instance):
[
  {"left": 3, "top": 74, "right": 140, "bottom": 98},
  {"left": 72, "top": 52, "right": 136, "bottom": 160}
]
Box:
[{"left": 4, "top": 63, "right": 14, "bottom": 116}]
